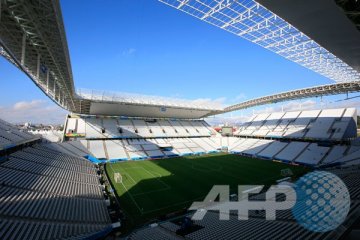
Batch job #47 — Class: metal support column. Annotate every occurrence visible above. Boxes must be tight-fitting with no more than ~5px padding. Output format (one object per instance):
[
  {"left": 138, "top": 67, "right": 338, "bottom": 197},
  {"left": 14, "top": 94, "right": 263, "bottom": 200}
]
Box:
[{"left": 21, "top": 33, "right": 26, "bottom": 65}]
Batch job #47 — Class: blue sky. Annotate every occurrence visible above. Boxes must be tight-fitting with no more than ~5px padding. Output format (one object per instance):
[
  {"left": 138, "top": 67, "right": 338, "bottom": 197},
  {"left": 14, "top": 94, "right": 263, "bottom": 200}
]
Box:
[{"left": 0, "top": 0, "right": 358, "bottom": 124}]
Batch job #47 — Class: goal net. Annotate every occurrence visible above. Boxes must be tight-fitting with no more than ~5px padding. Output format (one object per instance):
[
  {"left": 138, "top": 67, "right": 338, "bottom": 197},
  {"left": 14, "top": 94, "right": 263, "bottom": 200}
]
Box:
[
  {"left": 114, "top": 172, "right": 122, "bottom": 183},
  {"left": 281, "top": 168, "right": 293, "bottom": 177}
]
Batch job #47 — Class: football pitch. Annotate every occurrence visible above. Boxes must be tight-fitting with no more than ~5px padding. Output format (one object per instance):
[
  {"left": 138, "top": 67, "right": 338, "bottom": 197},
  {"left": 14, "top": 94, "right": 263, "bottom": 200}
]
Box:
[{"left": 105, "top": 153, "right": 308, "bottom": 229}]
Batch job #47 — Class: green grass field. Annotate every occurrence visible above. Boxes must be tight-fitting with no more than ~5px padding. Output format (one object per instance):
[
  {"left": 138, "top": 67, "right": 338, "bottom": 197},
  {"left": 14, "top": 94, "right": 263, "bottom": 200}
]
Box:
[{"left": 105, "top": 153, "right": 308, "bottom": 230}]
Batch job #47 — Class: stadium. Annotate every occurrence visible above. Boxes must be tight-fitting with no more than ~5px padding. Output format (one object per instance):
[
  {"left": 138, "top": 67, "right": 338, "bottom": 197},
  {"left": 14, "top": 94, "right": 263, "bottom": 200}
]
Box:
[{"left": 0, "top": 0, "right": 360, "bottom": 239}]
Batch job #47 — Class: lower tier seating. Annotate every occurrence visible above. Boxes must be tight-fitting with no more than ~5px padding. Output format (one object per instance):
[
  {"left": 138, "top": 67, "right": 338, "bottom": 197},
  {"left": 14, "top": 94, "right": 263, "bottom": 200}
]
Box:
[
  {"left": 77, "top": 136, "right": 359, "bottom": 167},
  {"left": 0, "top": 144, "right": 112, "bottom": 239}
]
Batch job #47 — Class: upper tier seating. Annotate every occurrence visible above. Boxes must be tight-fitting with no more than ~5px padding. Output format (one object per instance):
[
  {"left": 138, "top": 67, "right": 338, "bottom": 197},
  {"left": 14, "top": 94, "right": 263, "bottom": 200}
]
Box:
[
  {"left": 268, "top": 141, "right": 309, "bottom": 162},
  {"left": 283, "top": 109, "right": 320, "bottom": 138},
  {"left": 235, "top": 108, "right": 357, "bottom": 141},
  {"left": 64, "top": 116, "right": 214, "bottom": 139},
  {"left": 267, "top": 111, "right": 300, "bottom": 137},
  {"left": 305, "top": 109, "right": 345, "bottom": 139}
]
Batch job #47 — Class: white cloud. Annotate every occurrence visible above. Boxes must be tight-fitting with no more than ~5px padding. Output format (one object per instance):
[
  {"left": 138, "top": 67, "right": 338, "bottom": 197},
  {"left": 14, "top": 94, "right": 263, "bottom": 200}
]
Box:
[
  {"left": 122, "top": 48, "right": 137, "bottom": 56},
  {"left": 0, "top": 100, "right": 67, "bottom": 124},
  {"left": 190, "top": 97, "right": 227, "bottom": 108},
  {"left": 13, "top": 100, "right": 45, "bottom": 111}
]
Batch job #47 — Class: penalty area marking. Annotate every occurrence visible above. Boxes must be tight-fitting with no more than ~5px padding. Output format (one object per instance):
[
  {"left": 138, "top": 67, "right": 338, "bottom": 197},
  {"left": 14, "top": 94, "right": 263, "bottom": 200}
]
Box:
[
  {"left": 109, "top": 164, "right": 144, "bottom": 214},
  {"left": 121, "top": 173, "right": 137, "bottom": 186},
  {"left": 120, "top": 181, "right": 144, "bottom": 214},
  {"left": 140, "top": 167, "right": 171, "bottom": 189},
  {"left": 117, "top": 166, "right": 172, "bottom": 209}
]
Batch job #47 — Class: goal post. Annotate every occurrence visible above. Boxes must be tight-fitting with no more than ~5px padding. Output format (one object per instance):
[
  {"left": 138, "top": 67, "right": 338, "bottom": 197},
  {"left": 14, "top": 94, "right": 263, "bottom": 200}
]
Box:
[{"left": 114, "top": 172, "right": 122, "bottom": 183}]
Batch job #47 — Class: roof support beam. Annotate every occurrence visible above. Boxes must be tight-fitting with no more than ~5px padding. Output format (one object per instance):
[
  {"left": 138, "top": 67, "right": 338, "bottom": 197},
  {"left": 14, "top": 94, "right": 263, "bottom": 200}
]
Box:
[
  {"left": 36, "top": 53, "right": 40, "bottom": 79},
  {"left": 21, "top": 33, "right": 26, "bottom": 65},
  {"left": 46, "top": 69, "right": 49, "bottom": 94},
  {"left": 201, "top": 0, "right": 233, "bottom": 20},
  {"left": 221, "top": 81, "right": 360, "bottom": 114},
  {"left": 0, "top": 0, "right": 2, "bottom": 22},
  {"left": 177, "top": 0, "right": 189, "bottom": 9}
]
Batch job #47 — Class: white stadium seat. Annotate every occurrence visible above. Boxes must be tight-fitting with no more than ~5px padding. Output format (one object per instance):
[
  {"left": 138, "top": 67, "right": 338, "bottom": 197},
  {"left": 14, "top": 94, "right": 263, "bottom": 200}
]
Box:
[{"left": 275, "top": 142, "right": 309, "bottom": 162}]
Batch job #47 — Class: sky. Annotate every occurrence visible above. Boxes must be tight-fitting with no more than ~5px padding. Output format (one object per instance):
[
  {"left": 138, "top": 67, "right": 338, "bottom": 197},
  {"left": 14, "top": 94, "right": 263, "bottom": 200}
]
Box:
[{"left": 0, "top": 0, "right": 359, "bottom": 124}]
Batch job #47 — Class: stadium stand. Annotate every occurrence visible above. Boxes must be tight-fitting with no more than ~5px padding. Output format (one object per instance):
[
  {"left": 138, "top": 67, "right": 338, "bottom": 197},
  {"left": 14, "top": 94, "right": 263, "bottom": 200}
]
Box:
[
  {"left": 158, "top": 120, "right": 178, "bottom": 137},
  {"left": 102, "top": 118, "right": 121, "bottom": 138},
  {"left": 62, "top": 108, "right": 358, "bottom": 168},
  {"left": 305, "top": 109, "right": 345, "bottom": 139},
  {"left": 235, "top": 108, "right": 357, "bottom": 141},
  {"left": 294, "top": 143, "right": 330, "bottom": 165},
  {"left": 267, "top": 141, "right": 309, "bottom": 162},
  {"left": 0, "top": 119, "right": 40, "bottom": 151},
  {"left": 45, "top": 141, "right": 91, "bottom": 158},
  {"left": 267, "top": 111, "right": 300, "bottom": 138},
  {"left": 64, "top": 115, "right": 215, "bottom": 139},
  {"left": 257, "top": 141, "right": 289, "bottom": 159},
  {"left": 228, "top": 138, "right": 360, "bottom": 167},
  {"left": 86, "top": 118, "right": 105, "bottom": 138},
  {"left": 30, "top": 130, "right": 62, "bottom": 142},
  {"left": 78, "top": 136, "right": 221, "bottom": 161},
  {"left": 284, "top": 109, "right": 320, "bottom": 138},
  {"left": 63, "top": 115, "right": 221, "bottom": 161},
  {"left": 105, "top": 140, "right": 128, "bottom": 160},
  {"left": 146, "top": 120, "right": 166, "bottom": 137},
  {"left": 331, "top": 108, "right": 358, "bottom": 140},
  {"left": 242, "top": 139, "right": 274, "bottom": 155},
  {"left": 0, "top": 118, "right": 113, "bottom": 239},
  {"left": 331, "top": 148, "right": 360, "bottom": 167},
  {"left": 321, "top": 145, "right": 348, "bottom": 165},
  {"left": 89, "top": 140, "right": 107, "bottom": 159}
]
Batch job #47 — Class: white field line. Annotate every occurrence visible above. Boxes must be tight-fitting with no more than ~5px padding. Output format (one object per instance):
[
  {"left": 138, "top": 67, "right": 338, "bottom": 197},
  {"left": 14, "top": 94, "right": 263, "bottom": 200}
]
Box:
[
  {"left": 109, "top": 163, "right": 143, "bottom": 213},
  {"left": 122, "top": 172, "right": 136, "bottom": 185},
  {"left": 120, "top": 181, "right": 144, "bottom": 214},
  {"left": 140, "top": 167, "right": 171, "bottom": 189}
]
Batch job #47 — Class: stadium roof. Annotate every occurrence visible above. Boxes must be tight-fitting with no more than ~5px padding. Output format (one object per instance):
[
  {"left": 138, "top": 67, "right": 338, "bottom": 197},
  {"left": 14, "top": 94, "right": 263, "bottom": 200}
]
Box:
[
  {"left": 76, "top": 89, "right": 224, "bottom": 118},
  {"left": 159, "top": 0, "right": 360, "bottom": 82},
  {"left": 257, "top": 0, "right": 360, "bottom": 73},
  {"left": 0, "top": 0, "right": 79, "bottom": 111},
  {"left": 1, "top": 0, "right": 360, "bottom": 118},
  {"left": 222, "top": 80, "right": 360, "bottom": 114}
]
